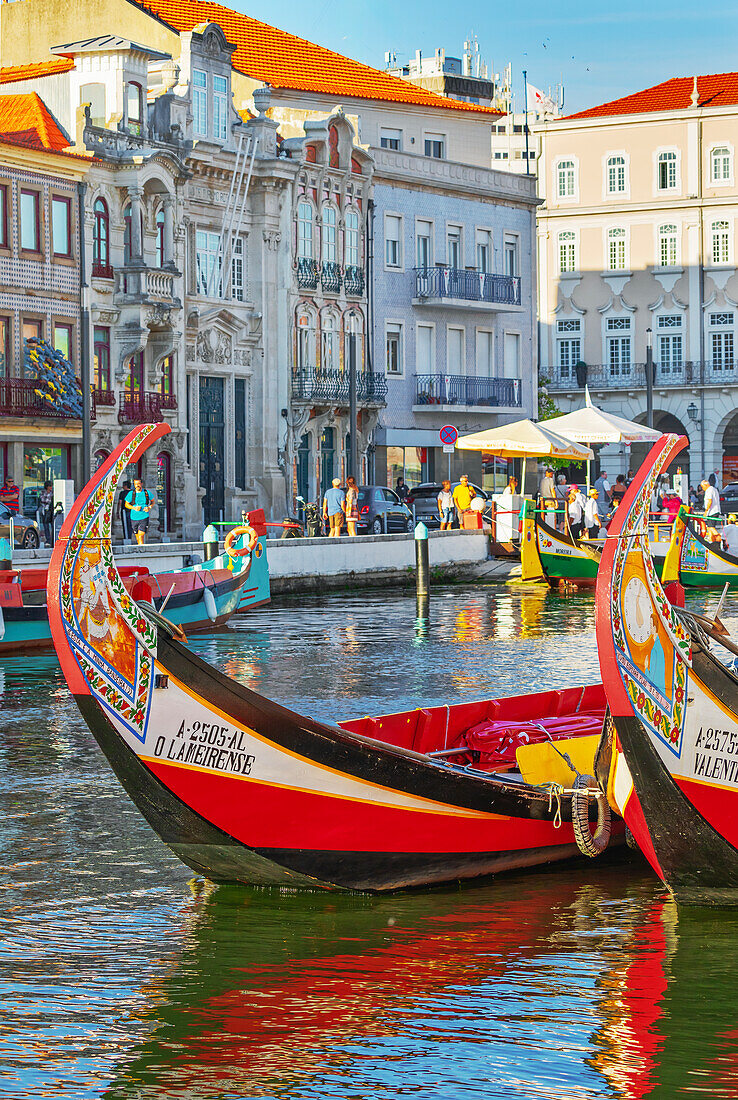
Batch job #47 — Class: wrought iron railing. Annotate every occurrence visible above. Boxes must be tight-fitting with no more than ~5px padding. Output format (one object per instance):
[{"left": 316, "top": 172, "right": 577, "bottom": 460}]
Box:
[
  {"left": 160, "top": 392, "right": 178, "bottom": 410},
  {"left": 414, "top": 373, "right": 522, "bottom": 408},
  {"left": 321, "top": 261, "right": 342, "bottom": 293},
  {"left": 296, "top": 258, "right": 319, "bottom": 289},
  {"left": 91, "top": 260, "right": 114, "bottom": 280},
  {"left": 546, "top": 361, "right": 738, "bottom": 391},
  {"left": 344, "top": 265, "right": 365, "bottom": 296},
  {"left": 0, "top": 377, "right": 81, "bottom": 418},
  {"left": 291, "top": 368, "right": 387, "bottom": 404},
  {"left": 93, "top": 387, "right": 116, "bottom": 407},
  {"left": 118, "top": 391, "right": 163, "bottom": 424},
  {"left": 414, "top": 267, "right": 521, "bottom": 306}
]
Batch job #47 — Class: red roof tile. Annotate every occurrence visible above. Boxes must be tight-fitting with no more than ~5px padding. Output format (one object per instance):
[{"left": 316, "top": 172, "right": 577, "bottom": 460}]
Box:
[
  {"left": 0, "top": 92, "right": 71, "bottom": 151},
  {"left": 134, "top": 0, "right": 499, "bottom": 115},
  {"left": 0, "top": 58, "right": 76, "bottom": 85},
  {"left": 566, "top": 73, "right": 738, "bottom": 120}
]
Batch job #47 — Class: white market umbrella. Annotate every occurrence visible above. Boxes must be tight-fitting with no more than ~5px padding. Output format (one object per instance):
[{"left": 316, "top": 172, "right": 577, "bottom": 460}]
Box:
[{"left": 456, "top": 418, "right": 593, "bottom": 496}]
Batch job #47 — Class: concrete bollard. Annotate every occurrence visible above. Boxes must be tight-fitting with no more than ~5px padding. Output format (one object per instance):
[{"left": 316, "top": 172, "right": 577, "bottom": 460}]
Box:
[
  {"left": 202, "top": 523, "right": 219, "bottom": 562},
  {"left": 414, "top": 521, "right": 429, "bottom": 598}
]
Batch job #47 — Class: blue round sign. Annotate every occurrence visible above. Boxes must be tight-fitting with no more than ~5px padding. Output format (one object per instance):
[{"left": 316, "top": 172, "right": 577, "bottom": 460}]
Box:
[{"left": 439, "top": 424, "right": 458, "bottom": 445}]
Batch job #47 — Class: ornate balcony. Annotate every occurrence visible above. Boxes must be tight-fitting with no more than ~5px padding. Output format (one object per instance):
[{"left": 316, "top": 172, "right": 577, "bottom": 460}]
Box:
[
  {"left": 321, "top": 261, "right": 342, "bottom": 293},
  {"left": 91, "top": 260, "right": 114, "bottom": 280},
  {"left": 118, "top": 391, "right": 163, "bottom": 424},
  {"left": 413, "top": 267, "right": 521, "bottom": 308},
  {"left": 414, "top": 374, "right": 521, "bottom": 409},
  {"left": 344, "top": 265, "right": 365, "bottom": 296},
  {"left": 291, "top": 368, "right": 387, "bottom": 406},
  {"left": 296, "top": 258, "right": 319, "bottom": 290},
  {"left": 0, "top": 377, "right": 83, "bottom": 419},
  {"left": 160, "top": 392, "right": 178, "bottom": 411},
  {"left": 93, "top": 387, "right": 116, "bottom": 407},
  {"left": 543, "top": 361, "right": 738, "bottom": 392}
]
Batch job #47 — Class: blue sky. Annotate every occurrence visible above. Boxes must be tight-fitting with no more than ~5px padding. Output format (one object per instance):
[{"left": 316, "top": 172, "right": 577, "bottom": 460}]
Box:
[{"left": 245, "top": 0, "right": 738, "bottom": 114}]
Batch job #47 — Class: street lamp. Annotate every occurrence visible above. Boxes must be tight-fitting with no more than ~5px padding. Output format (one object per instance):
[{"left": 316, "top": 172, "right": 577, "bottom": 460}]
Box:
[
  {"left": 687, "top": 401, "right": 700, "bottom": 423},
  {"left": 645, "top": 327, "right": 654, "bottom": 429}
]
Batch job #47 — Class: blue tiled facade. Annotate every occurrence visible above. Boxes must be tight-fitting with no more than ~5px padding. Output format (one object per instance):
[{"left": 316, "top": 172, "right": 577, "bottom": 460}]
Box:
[{"left": 370, "top": 153, "right": 537, "bottom": 487}]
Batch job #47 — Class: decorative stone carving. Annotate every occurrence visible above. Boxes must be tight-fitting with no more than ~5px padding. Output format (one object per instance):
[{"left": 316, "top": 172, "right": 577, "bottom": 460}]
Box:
[
  {"left": 114, "top": 325, "right": 148, "bottom": 382},
  {"left": 196, "top": 328, "right": 232, "bottom": 363},
  {"left": 93, "top": 308, "right": 120, "bottom": 325},
  {"left": 186, "top": 343, "right": 196, "bottom": 362},
  {"left": 263, "top": 229, "right": 282, "bottom": 251}
]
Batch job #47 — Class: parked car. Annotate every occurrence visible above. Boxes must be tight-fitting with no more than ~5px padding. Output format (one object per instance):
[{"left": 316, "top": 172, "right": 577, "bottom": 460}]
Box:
[
  {"left": 406, "top": 482, "right": 487, "bottom": 529},
  {"left": 720, "top": 482, "right": 738, "bottom": 512},
  {"left": 0, "top": 503, "right": 41, "bottom": 549},
  {"left": 356, "top": 486, "right": 415, "bottom": 534}
]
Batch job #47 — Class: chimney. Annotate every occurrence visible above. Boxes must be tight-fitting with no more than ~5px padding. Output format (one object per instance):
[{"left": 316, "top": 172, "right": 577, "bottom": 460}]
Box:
[{"left": 690, "top": 75, "right": 699, "bottom": 108}]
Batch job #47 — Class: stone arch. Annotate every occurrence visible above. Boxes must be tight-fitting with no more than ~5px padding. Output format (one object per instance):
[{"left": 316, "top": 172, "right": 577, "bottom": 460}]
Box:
[{"left": 631, "top": 409, "right": 692, "bottom": 485}]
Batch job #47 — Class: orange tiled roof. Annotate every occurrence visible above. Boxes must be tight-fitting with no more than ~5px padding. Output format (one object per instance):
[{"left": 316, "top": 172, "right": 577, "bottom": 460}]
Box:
[
  {"left": 0, "top": 58, "right": 75, "bottom": 85},
  {"left": 0, "top": 92, "right": 71, "bottom": 151},
  {"left": 566, "top": 73, "right": 738, "bottom": 120},
  {"left": 135, "top": 0, "right": 499, "bottom": 115}
]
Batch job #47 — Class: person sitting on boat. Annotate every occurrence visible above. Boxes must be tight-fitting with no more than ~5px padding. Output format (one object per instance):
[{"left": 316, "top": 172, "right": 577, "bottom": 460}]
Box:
[
  {"left": 722, "top": 514, "right": 738, "bottom": 556},
  {"left": 661, "top": 492, "right": 683, "bottom": 524},
  {"left": 501, "top": 476, "right": 518, "bottom": 497},
  {"left": 584, "top": 488, "right": 601, "bottom": 539},
  {"left": 701, "top": 479, "right": 721, "bottom": 517},
  {"left": 567, "top": 485, "right": 585, "bottom": 539}
]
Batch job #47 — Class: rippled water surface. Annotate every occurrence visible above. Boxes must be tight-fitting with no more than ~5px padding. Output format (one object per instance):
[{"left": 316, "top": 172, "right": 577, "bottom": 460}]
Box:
[{"left": 2, "top": 584, "right": 738, "bottom": 1099}]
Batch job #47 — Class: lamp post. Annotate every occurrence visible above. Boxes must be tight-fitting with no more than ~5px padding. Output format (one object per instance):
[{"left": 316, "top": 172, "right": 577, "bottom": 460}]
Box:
[{"left": 645, "top": 327, "right": 654, "bottom": 429}]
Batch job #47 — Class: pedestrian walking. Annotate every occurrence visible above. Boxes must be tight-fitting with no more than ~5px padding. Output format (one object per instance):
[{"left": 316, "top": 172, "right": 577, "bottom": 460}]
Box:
[
  {"left": 344, "top": 476, "right": 358, "bottom": 537},
  {"left": 395, "top": 477, "right": 409, "bottom": 502},
  {"left": 437, "top": 479, "right": 454, "bottom": 530},
  {"left": 323, "top": 477, "right": 345, "bottom": 537},
  {"left": 539, "top": 467, "right": 556, "bottom": 527},
  {"left": 124, "top": 477, "right": 155, "bottom": 545},
  {"left": 567, "top": 485, "right": 585, "bottom": 539},
  {"left": 584, "top": 488, "right": 601, "bottom": 539},
  {"left": 452, "top": 474, "right": 475, "bottom": 527},
  {"left": 117, "top": 479, "right": 133, "bottom": 541},
  {"left": 701, "top": 478, "right": 721, "bottom": 517},
  {"left": 38, "top": 480, "right": 53, "bottom": 547},
  {"left": 0, "top": 475, "right": 20, "bottom": 512}
]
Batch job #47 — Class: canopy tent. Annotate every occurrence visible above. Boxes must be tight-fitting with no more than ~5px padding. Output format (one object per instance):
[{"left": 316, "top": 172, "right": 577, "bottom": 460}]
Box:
[{"left": 456, "top": 418, "right": 593, "bottom": 498}]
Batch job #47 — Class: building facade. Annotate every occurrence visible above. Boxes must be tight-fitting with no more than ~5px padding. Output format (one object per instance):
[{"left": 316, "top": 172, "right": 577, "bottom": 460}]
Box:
[{"left": 538, "top": 74, "right": 738, "bottom": 486}]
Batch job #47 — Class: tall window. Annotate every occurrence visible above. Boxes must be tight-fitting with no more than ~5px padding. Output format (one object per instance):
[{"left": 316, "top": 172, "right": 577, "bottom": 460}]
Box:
[
  {"left": 213, "top": 74, "right": 228, "bottom": 141},
  {"left": 0, "top": 184, "right": 7, "bottom": 249},
  {"left": 296, "top": 311, "right": 316, "bottom": 371},
  {"left": 504, "top": 233, "right": 518, "bottom": 277},
  {"left": 557, "top": 159, "right": 575, "bottom": 198},
  {"left": 447, "top": 326, "right": 464, "bottom": 373},
  {"left": 193, "top": 70, "right": 208, "bottom": 137},
  {"left": 607, "top": 155, "right": 626, "bottom": 194},
  {"left": 658, "top": 223, "right": 678, "bottom": 267},
  {"left": 386, "top": 322, "right": 402, "bottom": 375},
  {"left": 322, "top": 206, "right": 337, "bottom": 263},
  {"left": 712, "top": 146, "right": 732, "bottom": 182},
  {"left": 558, "top": 231, "right": 576, "bottom": 273},
  {"left": 53, "top": 322, "right": 72, "bottom": 365},
  {"left": 234, "top": 377, "right": 246, "bottom": 488},
  {"left": 93, "top": 326, "right": 110, "bottom": 390},
  {"left": 712, "top": 220, "right": 730, "bottom": 264},
  {"left": 93, "top": 197, "right": 109, "bottom": 273},
  {"left": 20, "top": 189, "right": 40, "bottom": 252},
  {"left": 156, "top": 209, "right": 165, "bottom": 268},
  {"left": 297, "top": 202, "right": 313, "bottom": 260},
  {"left": 123, "top": 202, "right": 132, "bottom": 265},
  {"left": 447, "top": 225, "right": 462, "bottom": 268},
  {"left": 657, "top": 314, "right": 683, "bottom": 374},
  {"left": 127, "top": 82, "right": 142, "bottom": 135},
  {"left": 476, "top": 229, "right": 492, "bottom": 272},
  {"left": 232, "top": 237, "right": 244, "bottom": 301},
  {"left": 161, "top": 355, "right": 173, "bottom": 396},
  {"left": 424, "top": 133, "right": 445, "bottom": 159},
  {"left": 385, "top": 214, "right": 401, "bottom": 267},
  {"left": 416, "top": 220, "right": 432, "bottom": 268},
  {"left": 345, "top": 209, "right": 359, "bottom": 267},
  {"left": 321, "top": 313, "right": 338, "bottom": 371},
  {"left": 476, "top": 329, "right": 494, "bottom": 377},
  {"left": 557, "top": 319, "right": 581, "bottom": 378},
  {"left": 606, "top": 316, "right": 631, "bottom": 376},
  {"left": 416, "top": 324, "right": 433, "bottom": 373},
  {"left": 127, "top": 350, "right": 144, "bottom": 393},
  {"left": 0, "top": 317, "right": 9, "bottom": 378},
  {"left": 196, "top": 229, "right": 221, "bottom": 295},
  {"left": 607, "top": 227, "right": 627, "bottom": 271},
  {"left": 658, "top": 151, "right": 677, "bottom": 190},
  {"left": 710, "top": 312, "right": 734, "bottom": 369},
  {"left": 51, "top": 195, "right": 71, "bottom": 258}
]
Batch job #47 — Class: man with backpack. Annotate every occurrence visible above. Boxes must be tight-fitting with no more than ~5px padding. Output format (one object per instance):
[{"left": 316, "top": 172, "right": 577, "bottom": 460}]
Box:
[{"left": 124, "top": 477, "right": 155, "bottom": 545}]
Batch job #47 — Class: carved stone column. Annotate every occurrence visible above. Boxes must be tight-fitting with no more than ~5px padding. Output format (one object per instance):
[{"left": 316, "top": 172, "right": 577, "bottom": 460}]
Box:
[
  {"left": 162, "top": 194, "right": 175, "bottom": 268},
  {"left": 128, "top": 185, "right": 143, "bottom": 263}
]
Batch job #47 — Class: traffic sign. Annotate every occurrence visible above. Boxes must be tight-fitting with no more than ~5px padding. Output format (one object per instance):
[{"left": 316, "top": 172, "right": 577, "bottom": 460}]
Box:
[
  {"left": 439, "top": 424, "right": 458, "bottom": 446},
  {"left": 442, "top": 443, "right": 455, "bottom": 454}
]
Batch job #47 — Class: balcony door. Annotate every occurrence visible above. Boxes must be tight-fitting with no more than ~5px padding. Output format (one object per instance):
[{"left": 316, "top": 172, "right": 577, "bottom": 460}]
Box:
[{"left": 199, "top": 376, "right": 225, "bottom": 523}]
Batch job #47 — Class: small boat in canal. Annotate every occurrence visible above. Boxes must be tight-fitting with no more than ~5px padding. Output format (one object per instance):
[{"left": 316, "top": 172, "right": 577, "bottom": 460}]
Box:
[
  {"left": 662, "top": 504, "right": 738, "bottom": 589},
  {"left": 48, "top": 423, "right": 621, "bottom": 892},
  {"left": 596, "top": 432, "right": 738, "bottom": 905}
]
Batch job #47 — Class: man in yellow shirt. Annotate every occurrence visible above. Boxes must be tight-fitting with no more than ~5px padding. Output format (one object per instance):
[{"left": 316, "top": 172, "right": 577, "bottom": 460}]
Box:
[{"left": 452, "top": 474, "right": 475, "bottom": 526}]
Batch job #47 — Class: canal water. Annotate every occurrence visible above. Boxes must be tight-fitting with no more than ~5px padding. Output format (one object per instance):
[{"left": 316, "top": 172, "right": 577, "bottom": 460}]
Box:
[{"left": 1, "top": 584, "right": 738, "bottom": 1099}]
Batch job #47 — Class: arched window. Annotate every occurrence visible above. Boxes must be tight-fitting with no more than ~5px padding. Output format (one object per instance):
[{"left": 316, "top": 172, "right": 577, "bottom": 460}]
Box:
[
  {"left": 712, "top": 146, "right": 732, "bottom": 183},
  {"left": 658, "top": 224, "right": 678, "bottom": 268},
  {"left": 93, "top": 449, "right": 110, "bottom": 472},
  {"left": 558, "top": 231, "right": 576, "bottom": 273},
  {"left": 322, "top": 206, "right": 337, "bottom": 264},
  {"left": 345, "top": 208, "right": 360, "bottom": 268},
  {"left": 321, "top": 311, "right": 339, "bottom": 373},
  {"left": 557, "top": 159, "right": 575, "bottom": 198},
  {"left": 606, "top": 155, "right": 626, "bottom": 193},
  {"left": 127, "top": 81, "right": 143, "bottom": 135},
  {"left": 295, "top": 310, "right": 316, "bottom": 373},
  {"left": 607, "top": 227, "right": 627, "bottom": 271},
  {"left": 92, "top": 197, "right": 110, "bottom": 276},
  {"left": 712, "top": 220, "right": 730, "bottom": 265},
  {"left": 658, "top": 151, "right": 677, "bottom": 190},
  {"left": 156, "top": 208, "right": 165, "bottom": 268},
  {"left": 297, "top": 201, "right": 313, "bottom": 260}
]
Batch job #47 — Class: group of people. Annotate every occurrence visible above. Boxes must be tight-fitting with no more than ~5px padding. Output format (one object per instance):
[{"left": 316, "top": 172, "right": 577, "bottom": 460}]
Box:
[
  {"left": 436, "top": 475, "right": 478, "bottom": 530},
  {"left": 322, "top": 476, "right": 360, "bottom": 537}
]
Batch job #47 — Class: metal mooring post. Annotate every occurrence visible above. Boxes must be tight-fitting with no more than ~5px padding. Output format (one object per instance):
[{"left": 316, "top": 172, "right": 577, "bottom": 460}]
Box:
[
  {"left": 202, "top": 523, "right": 219, "bottom": 561},
  {"left": 415, "top": 521, "right": 429, "bottom": 598}
]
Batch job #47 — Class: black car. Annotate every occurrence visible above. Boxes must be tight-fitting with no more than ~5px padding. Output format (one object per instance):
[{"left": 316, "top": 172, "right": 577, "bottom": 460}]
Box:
[
  {"left": 406, "top": 481, "right": 487, "bottom": 529},
  {"left": 720, "top": 482, "right": 738, "bottom": 512},
  {"left": 0, "top": 503, "right": 41, "bottom": 548},
  {"left": 356, "top": 485, "right": 415, "bottom": 534}
]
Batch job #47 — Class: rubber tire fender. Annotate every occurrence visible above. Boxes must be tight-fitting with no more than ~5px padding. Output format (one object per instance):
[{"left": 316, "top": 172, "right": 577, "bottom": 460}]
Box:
[{"left": 572, "top": 773, "right": 611, "bottom": 857}]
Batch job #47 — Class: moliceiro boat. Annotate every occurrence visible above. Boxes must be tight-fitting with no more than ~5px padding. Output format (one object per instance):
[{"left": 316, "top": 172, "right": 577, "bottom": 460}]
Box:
[
  {"left": 48, "top": 424, "right": 620, "bottom": 892},
  {"left": 662, "top": 505, "right": 738, "bottom": 589},
  {"left": 596, "top": 433, "right": 738, "bottom": 904}
]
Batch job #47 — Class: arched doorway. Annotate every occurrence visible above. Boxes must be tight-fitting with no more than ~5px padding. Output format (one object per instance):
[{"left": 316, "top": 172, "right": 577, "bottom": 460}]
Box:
[
  {"left": 722, "top": 414, "right": 738, "bottom": 485},
  {"left": 631, "top": 411, "right": 690, "bottom": 487},
  {"left": 157, "top": 451, "right": 171, "bottom": 534},
  {"left": 320, "top": 427, "right": 335, "bottom": 497}
]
